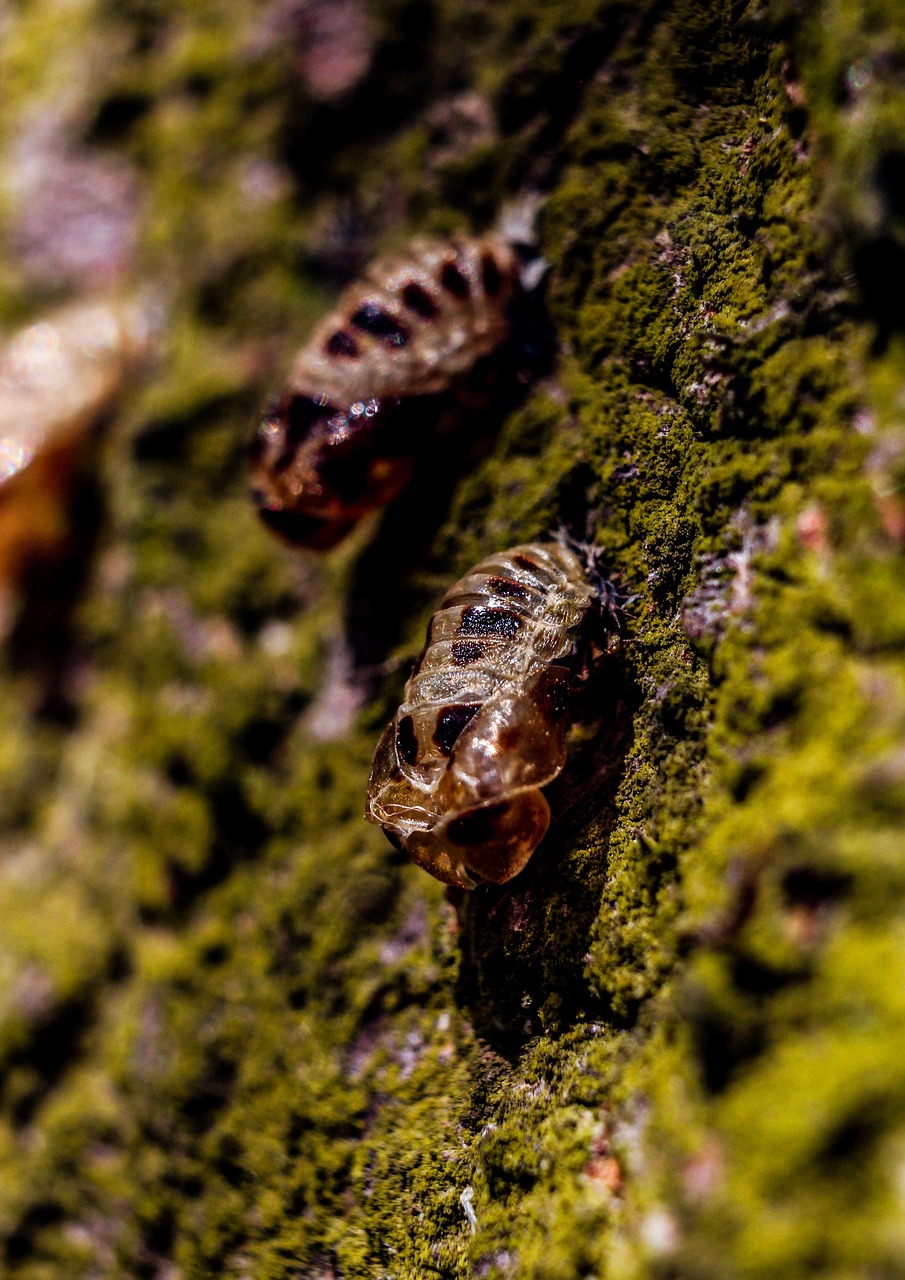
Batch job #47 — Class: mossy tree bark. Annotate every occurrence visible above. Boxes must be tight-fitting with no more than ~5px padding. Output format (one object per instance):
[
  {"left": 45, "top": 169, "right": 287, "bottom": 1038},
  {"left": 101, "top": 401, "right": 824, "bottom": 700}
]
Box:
[{"left": 1, "top": 1, "right": 905, "bottom": 1277}]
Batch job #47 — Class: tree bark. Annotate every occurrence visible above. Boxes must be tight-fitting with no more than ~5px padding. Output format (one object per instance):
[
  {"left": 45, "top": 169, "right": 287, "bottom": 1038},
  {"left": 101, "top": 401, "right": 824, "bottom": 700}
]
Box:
[{"left": 1, "top": 1, "right": 904, "bottom": 1276}]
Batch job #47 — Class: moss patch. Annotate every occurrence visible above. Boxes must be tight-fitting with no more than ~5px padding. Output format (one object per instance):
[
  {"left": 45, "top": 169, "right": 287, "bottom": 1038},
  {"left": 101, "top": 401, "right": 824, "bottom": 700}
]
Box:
[{"left": 0, "top": 0, "right": 903, "bottom": 1276}]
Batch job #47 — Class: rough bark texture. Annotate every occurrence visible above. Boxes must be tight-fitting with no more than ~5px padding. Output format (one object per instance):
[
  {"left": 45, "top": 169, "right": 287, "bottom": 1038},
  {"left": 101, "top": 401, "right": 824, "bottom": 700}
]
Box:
[{"left": 1, "top": 1, "right": 905, "bottom": 1276}]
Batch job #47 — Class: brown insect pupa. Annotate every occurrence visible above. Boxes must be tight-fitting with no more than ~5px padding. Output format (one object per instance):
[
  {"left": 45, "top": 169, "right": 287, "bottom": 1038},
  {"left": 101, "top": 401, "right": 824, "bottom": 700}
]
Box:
[
  {"left": 250, "top": 235, "right": 519, "bottom": 550},
  {"left": 366, "top": 540, "right": 614, "bottom": 889},
  {"left": 0, "top": 297, "right": 156, "bottom": 599}
]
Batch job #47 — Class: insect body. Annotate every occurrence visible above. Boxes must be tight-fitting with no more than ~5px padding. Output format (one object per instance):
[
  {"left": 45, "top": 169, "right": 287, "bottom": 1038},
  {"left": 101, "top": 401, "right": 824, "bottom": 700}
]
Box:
[
  {"left": 0, "top": 298, "right": 154, "bottom": 484},
  {"left": 250, "top": 235, "right": 519, "bottom": 550},
  {"left": 366, "top": 541, "right": 605, "bottom": 889},
  {"left": 0, "top": 298, "right": 155, "bottom": 596}
]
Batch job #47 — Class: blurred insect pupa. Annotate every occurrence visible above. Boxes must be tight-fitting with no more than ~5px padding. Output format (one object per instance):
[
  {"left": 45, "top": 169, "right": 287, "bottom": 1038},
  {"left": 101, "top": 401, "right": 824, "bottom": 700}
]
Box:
[
  {"left": 366, "top": 540, "right": 613, "bottom": 889},
  {"left": 0, "top": 296, "right": 157, "bottom": 610},
  {"left": 250, "top": 235, "right": 520, "bottom": 550}
]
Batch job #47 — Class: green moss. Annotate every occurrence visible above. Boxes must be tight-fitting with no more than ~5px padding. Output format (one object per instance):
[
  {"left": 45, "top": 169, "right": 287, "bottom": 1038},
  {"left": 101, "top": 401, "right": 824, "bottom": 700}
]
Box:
[{"left": 0, "top": 0, "right": 904, "bottom": 1275}]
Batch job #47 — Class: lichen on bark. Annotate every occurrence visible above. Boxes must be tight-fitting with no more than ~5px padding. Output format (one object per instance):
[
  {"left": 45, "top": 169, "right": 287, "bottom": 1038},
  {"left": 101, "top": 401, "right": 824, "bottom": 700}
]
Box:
[{"left": 1, "top": 0, "right": 905, "bottom": 1277}]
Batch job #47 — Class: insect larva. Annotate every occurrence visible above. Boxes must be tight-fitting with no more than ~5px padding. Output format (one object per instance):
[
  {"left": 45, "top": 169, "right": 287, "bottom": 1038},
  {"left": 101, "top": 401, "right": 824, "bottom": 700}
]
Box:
[
  {"left": 250, "top": 235, "right": 519, "bottom": 550},
  {"left": 365, "top": 541, "right": 610, "bottom": 889}
]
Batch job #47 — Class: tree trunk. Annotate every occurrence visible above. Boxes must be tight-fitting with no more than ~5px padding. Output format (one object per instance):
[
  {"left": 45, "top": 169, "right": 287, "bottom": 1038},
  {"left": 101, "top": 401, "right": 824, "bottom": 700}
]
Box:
[{"left": 1, "top": 1, "right": 904, "bottom": 1276}]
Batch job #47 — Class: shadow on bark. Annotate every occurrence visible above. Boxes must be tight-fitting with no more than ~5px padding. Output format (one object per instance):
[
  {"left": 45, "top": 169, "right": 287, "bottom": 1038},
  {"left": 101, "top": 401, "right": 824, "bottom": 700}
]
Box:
[{"left": 453, "top": 659, "right": 642, "bottom": 1056}]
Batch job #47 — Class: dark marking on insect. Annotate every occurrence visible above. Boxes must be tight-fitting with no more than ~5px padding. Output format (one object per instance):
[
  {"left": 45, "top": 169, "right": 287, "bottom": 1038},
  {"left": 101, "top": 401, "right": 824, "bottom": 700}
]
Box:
[
  {"left": 451, "top": 640, "right": 485, "bottom": 666},
  {"left": 401, "top": 282, "right": 439, "bottom": 319},
  {"left": 350, "top": 302, "right": 410, "bottom": 347},
  {"left": 251, "top": 236, "right": 519, "bottom": 549},
  {"left": 433, "top": 703, "right": 480, "bottom": 756},
  {"left": 395, "top": 714, "right": 419, "bottom": 765},
  {"left": 487, "top": 575, "right": 530, "bottom": 600},
  {"left": 481, "top": 252, "right": 502, "bottom": 296},
  {"left": 457, "top": 606, "right": 521, "bottom": 640},
  {"left": 440, "top": 260, "right": 470, "bottom": 298},
  {"left": 325, "top": 330, "right": 360, "bottom": 358},
  {"left": 365, "top": 541, "right": 618, "bottom": 889}
]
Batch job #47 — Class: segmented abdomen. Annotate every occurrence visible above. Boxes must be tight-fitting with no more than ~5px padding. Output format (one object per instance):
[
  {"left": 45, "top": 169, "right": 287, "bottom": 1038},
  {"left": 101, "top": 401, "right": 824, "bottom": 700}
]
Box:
[
  {"left": 250, "top": 235, "right": 518, "bottom": 550},
  {"left": 366, "top": 542, "right": 595, "bottom": 889},
  {"left": 290, "top": 235, "right": 517, "bottom": 403}
]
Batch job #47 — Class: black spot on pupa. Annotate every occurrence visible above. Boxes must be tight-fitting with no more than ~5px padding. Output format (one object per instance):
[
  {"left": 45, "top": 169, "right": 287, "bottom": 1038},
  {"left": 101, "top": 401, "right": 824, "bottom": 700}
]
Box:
[
  {"left": 457, "top": 606, "right": 521, "bottom": 640},
  {"left": 446, "top": 801, "right": 511, "bottom": 847},
  {"left": 481, "top": 252, "right": 502, "bottom": 296},
  {"left": 326, "top": 330, "right": 360, "bottom": 357},
  {"left": 451, "top": 640, "right": 485, "bottom": 666},
  {"left": 384, "top": 829, "right": 406, "bottom": 853},
  {"left": 401, "top": 281, "right": 439, "bottom": 320},
  {"left": 440, "top": 260, "right": 470, "bottom": 299},
  {"left": 514, "top": 554, "right": 541, "bottom": 572},
  {"left": 433, "top": 703, "right": 480, "bottom": 756},
  {"left": 395, "top": 715, "right": 418, "bottom": 765},
  {"left": 488, "top": 575, "right": 529, "bottom": 600},
  {"left": 350, "top": 302, "right": 410, "bottom": 346}
]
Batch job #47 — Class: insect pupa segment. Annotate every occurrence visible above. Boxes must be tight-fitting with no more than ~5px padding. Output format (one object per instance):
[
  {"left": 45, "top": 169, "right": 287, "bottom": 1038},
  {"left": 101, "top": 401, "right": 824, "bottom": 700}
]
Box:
[
  {"left": 250, "top": 235, "right": 519, "bottom": 550},
  {"left": 365, "top": 541, "right": 607, "bottom": 889}
]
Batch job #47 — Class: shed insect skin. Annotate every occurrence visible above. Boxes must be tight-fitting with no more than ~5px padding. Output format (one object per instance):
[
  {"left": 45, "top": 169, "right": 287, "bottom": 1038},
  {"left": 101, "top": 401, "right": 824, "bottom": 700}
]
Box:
[
  {"left": 365, "top": 540, "right": 619, "bottom": 890},
  {"left": 0, "top": 298, "right": 156, "bottom": 593},
  {"left": 250, "top": 235, "right": 519, "bottom": 550}
]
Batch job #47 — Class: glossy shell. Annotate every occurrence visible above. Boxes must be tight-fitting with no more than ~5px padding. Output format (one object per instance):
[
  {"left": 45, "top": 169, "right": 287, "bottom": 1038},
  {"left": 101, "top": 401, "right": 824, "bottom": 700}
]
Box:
[
  {"left": 0, "top": 298, "right": 154, "bottom": 485},
  {"left": 0, "top": 298, "right": 155, "bottom": 591},
  {"left": 250, "top": 235, "right": 518, "bottom": 549},
  {"left": 366, "top": 542, "right": 596, "bottom": 889}
]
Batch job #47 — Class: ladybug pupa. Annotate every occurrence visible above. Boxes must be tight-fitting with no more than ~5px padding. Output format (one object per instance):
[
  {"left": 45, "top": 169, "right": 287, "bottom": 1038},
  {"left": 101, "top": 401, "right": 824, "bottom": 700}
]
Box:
[
  {"left": 365, "top": 541, "right": 616, "bottom": 889},
  {"left": 250, "top": 235, "right": 520, "bottom": 550},
  {"left": 0, "top": 297, "right": 156, "bottom": 598}
]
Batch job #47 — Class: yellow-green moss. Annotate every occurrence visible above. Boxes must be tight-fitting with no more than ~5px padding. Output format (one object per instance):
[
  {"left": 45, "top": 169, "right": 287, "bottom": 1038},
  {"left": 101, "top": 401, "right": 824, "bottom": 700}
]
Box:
[{"left": 1, "top": 0, "right": 904, "bottom": 1276}]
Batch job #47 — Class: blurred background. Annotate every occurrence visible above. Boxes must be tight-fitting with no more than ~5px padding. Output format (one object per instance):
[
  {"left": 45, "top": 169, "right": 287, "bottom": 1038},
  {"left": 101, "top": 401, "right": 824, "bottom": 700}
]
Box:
[{"left": 2, "top": 1, "right": 905, "bottom": 1277}]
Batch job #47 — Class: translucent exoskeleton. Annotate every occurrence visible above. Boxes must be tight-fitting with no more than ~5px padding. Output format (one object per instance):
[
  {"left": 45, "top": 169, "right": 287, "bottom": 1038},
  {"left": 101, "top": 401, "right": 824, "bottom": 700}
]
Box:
[
  {"left": 0, "top": 297, "right": 156, "bottom": 595},
  {"left": 249, "top": 235, "right": 519, "bottom": 550},
  {"left": 366, "top": 541, "right": 613, "bottom": 889}
]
